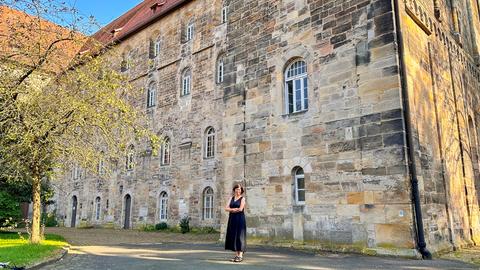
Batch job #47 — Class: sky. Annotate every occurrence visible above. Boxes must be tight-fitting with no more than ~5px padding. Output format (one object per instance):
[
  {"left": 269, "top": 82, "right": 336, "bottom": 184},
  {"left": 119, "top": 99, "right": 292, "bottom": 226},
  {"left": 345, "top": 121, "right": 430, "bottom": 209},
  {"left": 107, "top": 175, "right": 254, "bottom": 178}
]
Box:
[{"left": 67, "top": 0, "right": 141, "bottom": 33}]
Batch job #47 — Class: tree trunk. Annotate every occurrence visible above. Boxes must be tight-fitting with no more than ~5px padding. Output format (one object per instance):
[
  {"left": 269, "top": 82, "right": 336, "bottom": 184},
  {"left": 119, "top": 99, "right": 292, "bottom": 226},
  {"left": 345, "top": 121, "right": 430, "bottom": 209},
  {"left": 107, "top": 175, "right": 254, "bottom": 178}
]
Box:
[{"left": 30, "top": 176, "right": 42, "bottom": 244}]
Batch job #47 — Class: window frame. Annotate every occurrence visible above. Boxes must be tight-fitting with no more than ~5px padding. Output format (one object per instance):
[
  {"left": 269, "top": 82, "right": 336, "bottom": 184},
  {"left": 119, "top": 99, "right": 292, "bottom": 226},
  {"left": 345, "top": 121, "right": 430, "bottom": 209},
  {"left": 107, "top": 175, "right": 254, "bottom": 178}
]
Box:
[
  {"left": 205, "top": 127, "right": 215, "bottom": 158},
  {"left": 159, "top": 192, "right": 168, "bottom": 221},
  {"left": 147, "top": 82, "right": 156, "bottom": 108},
  {"left": 284, "top": 60, "right": 308, "bottom": 114},
  {"left": 161, "top": 137, "right": 171, "bottom": 165},
  {"left": 221, "top": 6, "right": 228, "bottom": 24},
  {"left": 181, "top": 69, "right": 191, "bottom": 96},
  {"left": 216, "top": 56, "right": 224, "bottom": 84},
  {"left": 186, "top": 21, "right": 194, "bottom": 41},
  {"left": 126, "top": 145, "right": 135, "bottom": 171},
  {"left": 203, "top": 187, "right": 214, "bottom": 220},
  {"left": 294, "top": 168, "right": 305, "bottom": 205},
  {"left": 154, "top": 38, "right": 161, "bottom": 58},
  {"left": 95, "top": 197, "right": 101, "bottom": 221}
]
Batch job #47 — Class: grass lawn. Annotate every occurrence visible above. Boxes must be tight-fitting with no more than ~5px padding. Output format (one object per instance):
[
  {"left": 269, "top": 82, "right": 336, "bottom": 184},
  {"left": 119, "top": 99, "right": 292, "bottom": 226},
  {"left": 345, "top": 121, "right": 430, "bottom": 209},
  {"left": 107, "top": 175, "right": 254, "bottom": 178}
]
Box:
[{"left": 0, "top": 232, "right": 68, "bottom": 267}]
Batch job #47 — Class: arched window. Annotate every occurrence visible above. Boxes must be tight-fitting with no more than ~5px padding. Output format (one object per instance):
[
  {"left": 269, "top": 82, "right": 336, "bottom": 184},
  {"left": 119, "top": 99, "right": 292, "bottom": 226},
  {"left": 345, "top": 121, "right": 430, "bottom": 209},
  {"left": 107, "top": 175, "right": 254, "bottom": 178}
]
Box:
[
  {"left": 154, "top": 37, "right": 161, "bottom": 57},
  {"left": 126, "top": 145, "right": 135, "bottom": 171},
  {"left": 285, "top": 60, "right": 308, "bottom": 114},
  {"left": 159, "top": 192, "right": 168, "bottom": 221},
  {"left": 203, "top": 187, "right": 214, "bottom": 220},
  {"left": 97, "top": 152, "right": 105, "bottom": 176},
  {"left": 293, "top": 167, "right": 305, "bottom": 204},
  {"left": 161, "top": 137, "right": 170, "bottom": 165},
  {"left": 216, "top": 54, "right": 225, "bottom": 84},
  {"left": 95, "top": 197, "right": 101, "bottom": 221},
  {"left": 205, "top": 127, "right": 215, "bottom": 158},
  {"left": 221, "top": 6, "right": 228, "bottom": 24},
  {"left": 147, "top": 82, "right": 156, "bottom": 108},
  {"left": 181, "top": 69, "right": 191, "bottom": 96},
  {"left": 186, "top": 20, "right": 194, "bottom": 41}
]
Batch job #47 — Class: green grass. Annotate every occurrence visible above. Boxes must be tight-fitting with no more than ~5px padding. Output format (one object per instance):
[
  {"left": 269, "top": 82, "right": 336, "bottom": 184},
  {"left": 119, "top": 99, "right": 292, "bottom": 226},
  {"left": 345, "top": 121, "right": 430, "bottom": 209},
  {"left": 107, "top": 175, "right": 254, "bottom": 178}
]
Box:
[{"left": 0, "top": 232, "right": 67, "bottom": 267}]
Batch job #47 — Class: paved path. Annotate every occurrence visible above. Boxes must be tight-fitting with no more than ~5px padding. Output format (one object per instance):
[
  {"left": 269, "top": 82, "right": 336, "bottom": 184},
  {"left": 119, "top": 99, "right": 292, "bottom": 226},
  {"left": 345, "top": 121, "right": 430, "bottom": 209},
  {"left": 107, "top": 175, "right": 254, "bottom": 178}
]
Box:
[{"left": 42, "top": 228, "right": 477, "bottom": 270}]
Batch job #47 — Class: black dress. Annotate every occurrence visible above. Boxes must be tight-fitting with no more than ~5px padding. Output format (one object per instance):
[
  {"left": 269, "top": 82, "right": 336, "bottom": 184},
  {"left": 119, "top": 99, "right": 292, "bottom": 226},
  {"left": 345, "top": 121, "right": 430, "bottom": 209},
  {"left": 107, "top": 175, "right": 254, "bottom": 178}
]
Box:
[{"left": 225, "top": 196, "right": 246, "bottom": 252}]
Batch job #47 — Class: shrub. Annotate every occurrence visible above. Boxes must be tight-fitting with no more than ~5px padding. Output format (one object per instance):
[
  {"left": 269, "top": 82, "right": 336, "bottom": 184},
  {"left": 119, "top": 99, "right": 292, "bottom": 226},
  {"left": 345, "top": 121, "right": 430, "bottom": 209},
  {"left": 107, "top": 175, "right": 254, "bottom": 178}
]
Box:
[
  {"left": 0, "top": 191, "right": 22, "bottom": 227},
  {"left": 179, "top": 216, "right": 190, "bottom": 234},
  {"left": 141, "top": 224, "right": 156, "bottom": 232},
  {"left": 41, "top": 212, "right": 58, "bottom": 227},
  {"left": 155, "top": 222, "right": 168, "bottom": 231},
  {"left": 191, "top": 226, "right": 219, "bottom": 234}
]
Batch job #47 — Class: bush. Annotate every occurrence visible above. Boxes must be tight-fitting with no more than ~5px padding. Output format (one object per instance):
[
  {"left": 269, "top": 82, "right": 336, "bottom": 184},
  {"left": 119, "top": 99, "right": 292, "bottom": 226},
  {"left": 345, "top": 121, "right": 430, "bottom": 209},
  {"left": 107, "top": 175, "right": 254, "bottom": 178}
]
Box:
[
  {"left": 41, "top": 212, "right": 58, "bottom": 227},
  {"left": 141, "top": 224, "right": 156, "bottom": 232},
  {"left": 155, "top": 222, "right": 168, "bottom": 231},
  {"left": 179, "top": 216, "right": 190, "bottom": 234},
  {"left": 0, "top": 191, "right": 22, "bottom": 227}
]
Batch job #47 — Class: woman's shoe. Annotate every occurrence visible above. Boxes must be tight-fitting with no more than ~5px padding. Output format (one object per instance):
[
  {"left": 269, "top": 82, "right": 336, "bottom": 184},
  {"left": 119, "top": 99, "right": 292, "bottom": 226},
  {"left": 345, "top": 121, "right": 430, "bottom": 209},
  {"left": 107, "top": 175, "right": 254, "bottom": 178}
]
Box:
[
  {"left": 233, "top": 256, "right": 243, "bottom": 262},
  {"left": 230, "top": 256, "right": 239, "bottom": 262}
]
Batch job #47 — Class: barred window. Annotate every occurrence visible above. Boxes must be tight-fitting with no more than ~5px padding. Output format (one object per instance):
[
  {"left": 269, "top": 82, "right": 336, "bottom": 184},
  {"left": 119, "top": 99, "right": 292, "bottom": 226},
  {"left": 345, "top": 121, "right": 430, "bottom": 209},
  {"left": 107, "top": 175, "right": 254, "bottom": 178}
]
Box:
[{"left": 147, "top": 82, "right": 156, "bottom": 108}]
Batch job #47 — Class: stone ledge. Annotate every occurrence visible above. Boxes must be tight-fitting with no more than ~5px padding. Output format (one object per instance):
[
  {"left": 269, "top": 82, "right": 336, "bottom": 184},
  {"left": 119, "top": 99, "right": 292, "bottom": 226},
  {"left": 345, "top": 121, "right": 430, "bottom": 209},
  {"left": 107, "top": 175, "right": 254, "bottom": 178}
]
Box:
[{"left": 27, "top": 245, "right": 69, "bottom": 270}]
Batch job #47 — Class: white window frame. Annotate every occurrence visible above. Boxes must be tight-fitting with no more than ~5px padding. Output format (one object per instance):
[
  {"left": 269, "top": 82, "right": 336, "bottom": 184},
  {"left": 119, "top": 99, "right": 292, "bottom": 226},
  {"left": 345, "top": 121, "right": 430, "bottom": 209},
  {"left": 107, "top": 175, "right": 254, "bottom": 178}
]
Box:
[
  {"left": 159, "top": 192, "right": 168, "bottom": 221},
  {"left": 126, "top": 146, "right": 135, "bottom": 171},
  {"left": 147, "top": 82, "right": 156, "bottom": 108},
  {"left": 294, "top": 168, "right": 305, "bottom": 205},
  {"left": 203, "top": 187, "right": 214, "bottom": 220},
  {"left": 161, "top": 137, "right": 170, "bottom": 165},
  {"left": 186, "top": 22, "right": 194, "bottom": 41},
  {"left": 285, "top": 60, "right": 308, "bottom": 114},
  {"left": 217, "top": 57, "right": 224, "bottom": 83},
  {"left": 181, "top": 70, "right": 191, "bottom": 96},
  {"left": 95, "top": 197, "right": 101, "bottom": 221},
  {"left": 221, "top": 6, "right": 228, "bottom": 24},
  {"left": 205, "top": 127, "right": 215, "bottom": 158},
  {"left": 154, "top": 38, "right": 161, "bottom": 57}
]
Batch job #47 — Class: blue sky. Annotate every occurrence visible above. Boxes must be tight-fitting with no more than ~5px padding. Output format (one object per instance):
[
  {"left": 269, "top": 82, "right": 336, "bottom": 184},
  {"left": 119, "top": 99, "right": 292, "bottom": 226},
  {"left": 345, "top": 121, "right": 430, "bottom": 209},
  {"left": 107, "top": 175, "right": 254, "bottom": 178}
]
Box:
[{"left": 68, "top": 0, "right": 141, "bottom": 32}]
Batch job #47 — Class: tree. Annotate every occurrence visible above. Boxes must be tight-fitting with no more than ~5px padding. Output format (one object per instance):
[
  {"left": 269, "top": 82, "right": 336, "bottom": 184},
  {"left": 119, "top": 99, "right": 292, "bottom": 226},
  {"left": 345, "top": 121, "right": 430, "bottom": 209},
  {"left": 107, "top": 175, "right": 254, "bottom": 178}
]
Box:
[{"left": 0, "top": 1, "right": 159, "bottom": 243}]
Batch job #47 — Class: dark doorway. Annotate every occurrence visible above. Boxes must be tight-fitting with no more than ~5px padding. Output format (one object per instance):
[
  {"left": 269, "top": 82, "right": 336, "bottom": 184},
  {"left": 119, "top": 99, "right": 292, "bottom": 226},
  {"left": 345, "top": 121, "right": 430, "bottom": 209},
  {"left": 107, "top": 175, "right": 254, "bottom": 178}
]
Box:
[
  {"left": 124, "top": 194, "right": 131, "bottom": 229},
  {"left": 71, "top": 196, "right": 77, "bottom": 227}
]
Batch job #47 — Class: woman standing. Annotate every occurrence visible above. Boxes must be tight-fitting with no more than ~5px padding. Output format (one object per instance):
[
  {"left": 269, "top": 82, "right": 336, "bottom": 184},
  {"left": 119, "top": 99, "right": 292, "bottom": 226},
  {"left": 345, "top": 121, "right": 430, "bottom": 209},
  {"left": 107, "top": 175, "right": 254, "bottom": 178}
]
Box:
[{"left": 224, "top": 184, "right": 246, "bottom": 262}]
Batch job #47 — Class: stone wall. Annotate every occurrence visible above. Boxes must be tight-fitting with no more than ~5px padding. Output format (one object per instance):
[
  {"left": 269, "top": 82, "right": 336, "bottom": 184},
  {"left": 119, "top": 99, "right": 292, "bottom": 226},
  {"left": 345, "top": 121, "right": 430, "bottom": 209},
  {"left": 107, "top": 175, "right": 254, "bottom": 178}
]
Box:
[
  {"left": 51, "top": 0, "right": 480, "bottom": 255},
  {"left": 399, "top": 0, "right": 480, "bottom": 251}
]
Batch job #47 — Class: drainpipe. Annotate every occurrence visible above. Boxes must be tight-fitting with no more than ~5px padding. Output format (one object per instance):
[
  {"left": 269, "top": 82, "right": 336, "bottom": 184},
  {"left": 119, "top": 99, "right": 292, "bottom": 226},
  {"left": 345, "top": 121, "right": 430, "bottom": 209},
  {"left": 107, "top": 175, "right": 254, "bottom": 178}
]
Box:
[{"left": 392, "top": 0, "right": 432, "bottom": 259}]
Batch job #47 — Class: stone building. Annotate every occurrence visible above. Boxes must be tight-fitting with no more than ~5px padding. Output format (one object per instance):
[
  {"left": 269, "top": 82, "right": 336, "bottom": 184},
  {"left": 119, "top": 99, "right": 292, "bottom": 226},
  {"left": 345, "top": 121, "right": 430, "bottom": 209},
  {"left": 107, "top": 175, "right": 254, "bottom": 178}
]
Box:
[{"left": 52, "top": 0, "right": 480, "bottom": 257}]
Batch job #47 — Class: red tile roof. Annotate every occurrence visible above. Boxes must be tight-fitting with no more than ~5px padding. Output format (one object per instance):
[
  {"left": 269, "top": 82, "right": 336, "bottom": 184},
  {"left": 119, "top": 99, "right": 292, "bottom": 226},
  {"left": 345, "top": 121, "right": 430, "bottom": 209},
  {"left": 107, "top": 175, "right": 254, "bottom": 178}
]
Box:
[{"left": 91, "top": 0, "right": 189, "bottom": 45}]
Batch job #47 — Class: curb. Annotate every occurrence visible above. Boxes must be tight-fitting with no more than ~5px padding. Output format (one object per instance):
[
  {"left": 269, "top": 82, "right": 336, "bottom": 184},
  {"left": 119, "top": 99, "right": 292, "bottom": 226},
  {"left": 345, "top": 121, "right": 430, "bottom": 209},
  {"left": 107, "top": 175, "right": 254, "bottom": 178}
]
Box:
[{"left": 27, "top": 245, "right": 69, "bottom": 270}]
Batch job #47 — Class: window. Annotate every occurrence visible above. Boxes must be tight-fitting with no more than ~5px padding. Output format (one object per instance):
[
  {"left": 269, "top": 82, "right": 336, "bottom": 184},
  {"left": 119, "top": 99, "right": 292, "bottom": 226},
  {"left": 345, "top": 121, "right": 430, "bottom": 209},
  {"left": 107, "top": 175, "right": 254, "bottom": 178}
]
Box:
[
  {"left": 95, "top": 197, "right": 101, "bottom": 221},
  {"left": 159, "top": 192, "right": 168, "bottom": 221},
  {"left": 221, "top": 6, "right": 228, "bottom": 23},
  {"left": 216, "top": 55, "right": 225, "bottom": 84},
  {"left": 97, "top": 157, "right": 105, "bottom": 176},
  {"left": 186, "top": 21, "right": 194, "bottom": 41},
  {"left": 161, "top": 137, "right": 170, "bottom": 165},
  {"left": 126, "top": 145, "right": 135, "bottom": 171},
  {"left": 147, "top": 82, "right": 156, "bottom": 108},
  {"left": 205, "top": 127, "right": 215, "bottom": 158},
  {"left": 203, "top": 187, "right": 214, "bottom": 219},
  {"left": 293, "top": 167, "right": 305, "bottom": 204},
  {"left": 181, "top": 69, "right": 191, "bottom": 96},
  {"left": 285, "top": 60, "right": 308, "bottom": 114},
  {"left": 73, "top": 165, "right": 82, "bottom": 180},
  {"left": 154, "top": 38, "right": 161, "bottom": 57}
]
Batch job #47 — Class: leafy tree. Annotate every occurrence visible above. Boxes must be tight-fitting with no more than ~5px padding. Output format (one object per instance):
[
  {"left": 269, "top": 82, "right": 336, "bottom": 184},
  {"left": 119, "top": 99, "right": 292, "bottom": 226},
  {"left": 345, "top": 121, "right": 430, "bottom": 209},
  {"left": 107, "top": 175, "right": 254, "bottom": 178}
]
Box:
[{"left": 0, "top": 1, "right": 159, "bottom": 243}]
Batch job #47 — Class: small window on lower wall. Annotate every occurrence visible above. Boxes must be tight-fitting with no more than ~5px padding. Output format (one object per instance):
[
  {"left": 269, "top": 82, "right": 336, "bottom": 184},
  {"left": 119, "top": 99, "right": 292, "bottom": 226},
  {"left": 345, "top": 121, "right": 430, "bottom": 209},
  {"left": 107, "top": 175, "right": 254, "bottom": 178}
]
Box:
[
  {"left": 159, "top": 192, "right": 168, "bottom": 221},
  {"left": 293, "top": 167, "right": 305, "bottom": 204},
  {"left": 203, "top": 187, "right": 214, "bottom": 219}
]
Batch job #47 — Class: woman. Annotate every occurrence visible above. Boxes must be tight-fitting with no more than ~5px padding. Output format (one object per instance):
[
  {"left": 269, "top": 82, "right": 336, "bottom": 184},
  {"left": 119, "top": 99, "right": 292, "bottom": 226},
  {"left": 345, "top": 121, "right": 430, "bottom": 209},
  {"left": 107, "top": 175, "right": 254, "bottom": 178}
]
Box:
[{"left": 224, "top": 184, "right": 246, "bottom": 262}]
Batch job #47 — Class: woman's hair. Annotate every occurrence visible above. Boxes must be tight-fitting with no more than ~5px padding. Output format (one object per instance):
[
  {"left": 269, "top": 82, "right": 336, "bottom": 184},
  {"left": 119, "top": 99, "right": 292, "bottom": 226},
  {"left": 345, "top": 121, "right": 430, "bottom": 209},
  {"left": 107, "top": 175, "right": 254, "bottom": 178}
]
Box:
[{"left": 232, "top": 184, "right": 244, "bottom": 194}]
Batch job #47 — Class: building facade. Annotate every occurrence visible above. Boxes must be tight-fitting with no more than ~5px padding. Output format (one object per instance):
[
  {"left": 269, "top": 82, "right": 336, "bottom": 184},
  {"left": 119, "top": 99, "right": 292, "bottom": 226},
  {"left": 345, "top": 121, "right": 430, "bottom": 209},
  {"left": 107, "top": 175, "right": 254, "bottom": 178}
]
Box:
[{"left": 52, "top": 0, "right": 480, "bottom": 256}]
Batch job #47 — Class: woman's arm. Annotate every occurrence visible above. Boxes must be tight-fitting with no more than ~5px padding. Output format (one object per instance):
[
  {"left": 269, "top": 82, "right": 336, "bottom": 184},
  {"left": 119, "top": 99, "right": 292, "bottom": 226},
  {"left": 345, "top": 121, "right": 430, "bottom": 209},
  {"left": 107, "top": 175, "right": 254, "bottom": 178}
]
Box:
[
  {"left": 224, "top": 197, "right": 233, "bottom": 212},
  {"left": 238, "top": 197, "right": 245, "bottom": 212}
]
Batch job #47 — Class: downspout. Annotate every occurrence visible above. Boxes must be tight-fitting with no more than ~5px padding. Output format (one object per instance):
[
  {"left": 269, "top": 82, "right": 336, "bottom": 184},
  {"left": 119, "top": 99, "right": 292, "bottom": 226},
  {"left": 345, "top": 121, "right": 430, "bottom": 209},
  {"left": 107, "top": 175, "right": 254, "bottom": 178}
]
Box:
[{"left": 392, "top": 0, "right": 432, "bottom": 259}]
